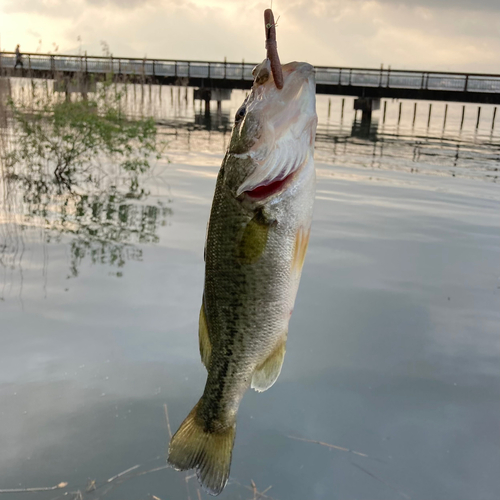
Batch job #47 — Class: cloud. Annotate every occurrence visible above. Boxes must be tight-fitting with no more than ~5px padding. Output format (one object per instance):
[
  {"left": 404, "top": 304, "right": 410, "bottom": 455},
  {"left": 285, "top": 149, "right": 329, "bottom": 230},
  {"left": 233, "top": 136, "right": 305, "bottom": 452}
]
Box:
[
  {"left": 362, "top": 0, "right": 500, "bottom": 11},
  {"left": 3, "top": 0, "right": 82, "bottom": 18},
  {"left": 275, "top": 0, "right": 500, "bottom": 71},
  {"left": 84, "top": 0, "right": 162, "bottom": 8}
]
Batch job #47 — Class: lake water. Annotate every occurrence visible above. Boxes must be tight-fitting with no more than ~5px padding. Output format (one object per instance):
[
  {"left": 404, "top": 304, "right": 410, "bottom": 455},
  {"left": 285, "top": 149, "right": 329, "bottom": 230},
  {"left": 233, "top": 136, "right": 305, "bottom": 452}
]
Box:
[{"left": 1, "top": 80, "right": 499, "bottom": 500}]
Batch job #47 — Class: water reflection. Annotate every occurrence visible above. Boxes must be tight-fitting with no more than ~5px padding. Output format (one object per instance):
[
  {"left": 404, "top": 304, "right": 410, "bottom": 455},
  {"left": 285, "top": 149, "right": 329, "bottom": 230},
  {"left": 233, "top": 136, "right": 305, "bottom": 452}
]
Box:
[
  {"left": 1, "top": 78, "right": 499, "bottom": 500},
  {"left": 0, "top": 78, "right": 173, "bottom": 293},
  {"left": 154, "top": 116, "right": 500, "bottom": 185},
  {"left": 312, "top": 121, "right": 500, "bottom": 183},
  {"left": 0, "top": 156, "right": 171, "bottom": 292},
  {"left": 4, "top": 78, "right": 499, "bottom": 184},
  {"left": 175, "top": 98, "right": 500, "bottom": 183},
  {"left": 194, "top": 110, "right": 232, "bottom": 132},
  {"left": 351, "top": 116, "right": 380, "bottom": 140}
]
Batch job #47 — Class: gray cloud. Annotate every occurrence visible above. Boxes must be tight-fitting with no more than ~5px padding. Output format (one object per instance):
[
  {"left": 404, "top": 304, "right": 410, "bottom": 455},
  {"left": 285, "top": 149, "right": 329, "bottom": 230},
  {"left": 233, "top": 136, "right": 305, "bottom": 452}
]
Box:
[
  {"left": 4, "top": 0, "right": 173, "bottom": 17},
  {"left": 84, "top": 0, "right": 163, "bottom": 8},
  {"left": 6, "top": 0, "right": 500, "bottom": 17},
  {"left": 2, "top": 0, "right": 500, "bottom": 72},
  {"left": 4, "top": 0, "right": 499, "bottom": 27},
  {"left": 272, "top": 0, "right": 500, "bottom": 72},
  {"left": 3, "top": 0, "right": 163, "bottom": 16},
  {"left": 4, "top": 0, "right": 81, "bottom": 18},
  {"left": 365, "top": 0, "right": 500, "bottom": 11}
]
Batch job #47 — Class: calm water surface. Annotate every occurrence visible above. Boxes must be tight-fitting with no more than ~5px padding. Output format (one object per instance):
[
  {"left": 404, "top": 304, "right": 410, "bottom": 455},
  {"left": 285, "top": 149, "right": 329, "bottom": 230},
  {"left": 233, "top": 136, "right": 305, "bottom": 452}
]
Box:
[{"left": 1, "top": 82, "right": 499, "bottom": 500}]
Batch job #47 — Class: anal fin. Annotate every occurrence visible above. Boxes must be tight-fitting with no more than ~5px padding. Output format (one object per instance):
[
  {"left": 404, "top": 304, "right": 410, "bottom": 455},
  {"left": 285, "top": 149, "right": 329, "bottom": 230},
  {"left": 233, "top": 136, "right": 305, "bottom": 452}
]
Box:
[
  {"left": 199, "top": 302, "right": 211, "bottom": 369},
  {"left": 251, "top": 337, "right": 286, "bottom": 392}
]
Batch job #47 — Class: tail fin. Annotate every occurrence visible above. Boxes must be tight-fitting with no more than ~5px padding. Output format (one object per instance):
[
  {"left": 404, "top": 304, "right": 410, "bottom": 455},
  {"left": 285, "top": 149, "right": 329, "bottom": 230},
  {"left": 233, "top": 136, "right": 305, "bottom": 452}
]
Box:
[{"left": 167, "top": 403, "right": 236, "bottom": 496}]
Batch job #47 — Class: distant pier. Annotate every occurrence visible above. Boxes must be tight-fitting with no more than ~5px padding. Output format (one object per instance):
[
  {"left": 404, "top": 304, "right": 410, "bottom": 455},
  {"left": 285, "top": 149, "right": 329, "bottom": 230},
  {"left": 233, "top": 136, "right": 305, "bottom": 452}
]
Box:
[{"left": 2, "top": 51, "right": 500, "bottom": 125}]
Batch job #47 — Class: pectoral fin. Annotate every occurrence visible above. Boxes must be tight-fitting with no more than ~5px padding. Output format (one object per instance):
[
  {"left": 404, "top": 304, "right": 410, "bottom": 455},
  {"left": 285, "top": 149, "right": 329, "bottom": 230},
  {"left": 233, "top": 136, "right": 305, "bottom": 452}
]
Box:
[
  {"left": 235, "top": 210, "right": 270, "bottom": 265},
  {"left": 251, "top": 337, "right": 286, "bottom": 392},
  {"left": 199, "top": 302, "right": 211, "bottom": 370},
  {"left": 292, "top": 226, "right": 311, "bottom": 274}
]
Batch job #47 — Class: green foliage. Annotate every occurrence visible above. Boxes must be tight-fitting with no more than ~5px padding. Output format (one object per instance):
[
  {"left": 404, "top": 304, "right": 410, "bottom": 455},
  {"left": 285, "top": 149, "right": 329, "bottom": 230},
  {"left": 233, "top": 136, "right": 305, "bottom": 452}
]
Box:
[{"left": 6, "top": 79, "right": 162, "bottom": 176}]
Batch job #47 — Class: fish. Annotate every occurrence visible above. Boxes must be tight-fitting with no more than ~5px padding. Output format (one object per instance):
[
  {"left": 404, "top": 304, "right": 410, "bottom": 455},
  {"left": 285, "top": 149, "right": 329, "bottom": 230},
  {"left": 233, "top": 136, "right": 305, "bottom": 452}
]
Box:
[{"left": 167, "top": 58, "right": 317, "bottom": 495}]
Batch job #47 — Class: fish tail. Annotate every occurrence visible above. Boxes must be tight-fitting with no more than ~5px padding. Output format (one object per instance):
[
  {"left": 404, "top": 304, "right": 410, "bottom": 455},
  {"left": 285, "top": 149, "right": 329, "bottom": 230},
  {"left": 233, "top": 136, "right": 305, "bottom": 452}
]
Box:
[{"left": 167, "top": 402, "right": 236, "bottom": 496}]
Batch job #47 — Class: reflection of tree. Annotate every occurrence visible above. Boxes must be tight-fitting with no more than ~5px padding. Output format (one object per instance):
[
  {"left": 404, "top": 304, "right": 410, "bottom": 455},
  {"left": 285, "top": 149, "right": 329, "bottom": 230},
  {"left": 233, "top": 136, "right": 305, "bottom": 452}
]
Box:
[
  {"left": 0, "top": 78, "right": 171, "bottom": 292},
  {"left": 1, "top": 163, "right": 172, "bottom": 280},
  {"left": 67, "top": 190, "right": 171, "bottom": 277}
]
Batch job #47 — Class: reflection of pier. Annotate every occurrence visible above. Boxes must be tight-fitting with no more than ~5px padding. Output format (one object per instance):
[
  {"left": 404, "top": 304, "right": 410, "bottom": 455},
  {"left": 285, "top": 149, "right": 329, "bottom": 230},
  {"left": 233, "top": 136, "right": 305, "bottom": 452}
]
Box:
[
  {"left": 193, "top": 110, "right": 231, "bottom": 131},
  {"left": 193, "top": 88, "right": 231, "bottom": 114},
  {"left": 153, "top": 108, "right": 498, "bottom": 184}
]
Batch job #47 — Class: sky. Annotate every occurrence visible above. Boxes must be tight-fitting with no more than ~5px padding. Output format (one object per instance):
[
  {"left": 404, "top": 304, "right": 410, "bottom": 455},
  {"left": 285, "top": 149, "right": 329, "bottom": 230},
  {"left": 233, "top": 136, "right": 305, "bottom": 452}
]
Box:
[{"left": 1, "top": 0, "right": 500, "bottom": 73}]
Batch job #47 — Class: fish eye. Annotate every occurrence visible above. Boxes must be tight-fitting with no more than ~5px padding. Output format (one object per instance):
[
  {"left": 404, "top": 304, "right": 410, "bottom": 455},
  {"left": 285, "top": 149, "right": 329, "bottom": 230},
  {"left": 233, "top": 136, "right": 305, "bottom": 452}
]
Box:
[{"left": 235, "top": 106, "right": 246, "bottom": 122}]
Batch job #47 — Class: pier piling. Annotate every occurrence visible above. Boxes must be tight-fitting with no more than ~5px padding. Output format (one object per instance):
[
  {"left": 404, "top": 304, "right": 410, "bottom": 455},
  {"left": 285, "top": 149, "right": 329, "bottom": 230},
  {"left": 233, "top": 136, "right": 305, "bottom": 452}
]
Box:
[{"left": 353, "top": 97, "right": 380, "bottom": 125}]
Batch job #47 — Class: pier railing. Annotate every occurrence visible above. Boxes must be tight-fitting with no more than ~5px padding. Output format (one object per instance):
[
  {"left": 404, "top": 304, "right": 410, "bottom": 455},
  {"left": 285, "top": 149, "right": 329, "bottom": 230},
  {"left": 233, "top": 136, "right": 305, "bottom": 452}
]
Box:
[
  {"left": 0, "top": 52, "right": 255, "bottom": 81},
  {"left": 2, "top": 52, "right": 500, "bottom": 94},
  {"left": 314, "top": 67, "right": 500, "bottom": 93}
]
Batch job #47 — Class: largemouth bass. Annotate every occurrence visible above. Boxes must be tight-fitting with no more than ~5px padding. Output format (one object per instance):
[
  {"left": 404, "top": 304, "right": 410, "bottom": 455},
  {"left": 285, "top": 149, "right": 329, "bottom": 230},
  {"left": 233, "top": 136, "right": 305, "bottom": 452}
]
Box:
[{"left": 168, "top": 59, "right": 317, "bottom": 495}]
